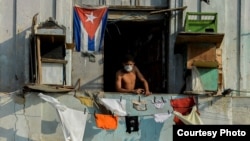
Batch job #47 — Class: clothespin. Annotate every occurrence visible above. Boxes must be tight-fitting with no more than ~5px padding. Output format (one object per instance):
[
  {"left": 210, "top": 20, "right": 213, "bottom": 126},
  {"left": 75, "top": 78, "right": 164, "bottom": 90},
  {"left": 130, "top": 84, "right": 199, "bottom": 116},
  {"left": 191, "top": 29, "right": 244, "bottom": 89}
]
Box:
[
  {"left": 94, "top": 110, "right": 96, "bottom": 118},
  {"left": 161, "top": 97, "right": 166, "bottom": 103},
  {"left": 84, "top": 108, "right": 86, "bottom": 114},
  {"left": 74, "top": 90, "right": 76, "bottom": 97},
  {"left": 154, "top": 96, "right": 156, "bottom": 103},
  {"left": 120, "top": 96, "right": 122, "bottom": 102}
]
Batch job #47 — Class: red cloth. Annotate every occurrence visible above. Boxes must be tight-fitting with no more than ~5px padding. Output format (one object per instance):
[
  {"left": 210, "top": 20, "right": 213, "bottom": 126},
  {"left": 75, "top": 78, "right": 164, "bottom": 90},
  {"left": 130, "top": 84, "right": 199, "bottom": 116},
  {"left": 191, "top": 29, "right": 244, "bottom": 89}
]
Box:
[{"left": 170, "top": 97, "right": 196, "bottom": 125}]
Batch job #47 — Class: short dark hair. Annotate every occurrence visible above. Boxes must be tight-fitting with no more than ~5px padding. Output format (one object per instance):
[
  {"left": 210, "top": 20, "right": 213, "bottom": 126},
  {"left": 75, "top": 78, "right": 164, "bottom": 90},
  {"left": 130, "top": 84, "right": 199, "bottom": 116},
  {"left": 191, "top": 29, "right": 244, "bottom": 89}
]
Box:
[{"left": 122, "top": 54, "right": 134, "bottom": 63}]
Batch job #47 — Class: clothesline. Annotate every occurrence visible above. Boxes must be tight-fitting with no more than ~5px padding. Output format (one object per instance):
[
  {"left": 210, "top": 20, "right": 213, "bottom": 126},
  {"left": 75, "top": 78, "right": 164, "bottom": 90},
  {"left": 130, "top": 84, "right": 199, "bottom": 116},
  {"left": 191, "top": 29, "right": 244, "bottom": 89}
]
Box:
[
  {"left": 83, "top": 111, "right": 174, "bottom": 117},
  {"left": 0, "top": 89, "right": 22, "bottom": 97}
]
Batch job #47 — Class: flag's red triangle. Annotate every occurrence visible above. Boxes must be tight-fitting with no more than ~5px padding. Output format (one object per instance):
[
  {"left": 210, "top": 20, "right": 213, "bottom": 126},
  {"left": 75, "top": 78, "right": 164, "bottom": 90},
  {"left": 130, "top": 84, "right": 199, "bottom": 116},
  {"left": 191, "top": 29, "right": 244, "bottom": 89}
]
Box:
[{"left": 75, "top": 7, "right": 107, "bottom": 39}]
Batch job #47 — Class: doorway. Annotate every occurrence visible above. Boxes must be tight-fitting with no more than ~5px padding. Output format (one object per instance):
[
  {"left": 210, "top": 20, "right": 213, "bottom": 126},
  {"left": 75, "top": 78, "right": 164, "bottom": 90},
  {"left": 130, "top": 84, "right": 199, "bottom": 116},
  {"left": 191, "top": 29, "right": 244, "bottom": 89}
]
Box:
[{"left": 104, "top": 20, "right": 168, "bottom": 93}]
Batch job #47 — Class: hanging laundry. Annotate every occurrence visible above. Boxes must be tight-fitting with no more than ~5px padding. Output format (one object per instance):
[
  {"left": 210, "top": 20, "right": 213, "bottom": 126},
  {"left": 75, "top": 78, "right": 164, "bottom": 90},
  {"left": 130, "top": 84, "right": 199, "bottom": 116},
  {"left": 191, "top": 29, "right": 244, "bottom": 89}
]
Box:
[
  {"left": 132, "top": 100, "right": 147, "bottom": 111},
  {"left": 38, "top": 93, "right": 88, "bottom": 141},
  {"left": 153, "top": 112, "right": 172, "bottom": 123},
  {"left": 75, "top": 95, "right": 93, "bottom": 107},
  {"left": 82, "top": 90, "right": 111, "bottom": 114},
  {"left": 170, "top": 96, "right": 196, "bottom": 125},
  {"left": 95, "top": 113, "right": 118, "bottom": 130},
  {"left": 99, "top": 98, "right": 127, "bottom": 116},
  {"left": 125, "top": 116, "right": 139, "bottom": 133},
  {"left": 151, "top": 99, "right": 165, "bottom": 109},
  {"left": 173, "top": 106, "right": 203, "bottom": 125},
  {"left": 191, "top": 66, "right": 205, "bottom": 93},
  {"left": 73, "top": 5, "right": 108, "bottom": 52}
]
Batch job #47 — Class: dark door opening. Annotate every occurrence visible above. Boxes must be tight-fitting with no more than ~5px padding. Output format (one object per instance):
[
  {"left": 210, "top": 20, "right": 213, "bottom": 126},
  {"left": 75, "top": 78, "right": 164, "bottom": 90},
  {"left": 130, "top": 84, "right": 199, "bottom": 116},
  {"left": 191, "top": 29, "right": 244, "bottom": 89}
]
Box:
[{"left": 104, "top": 20, "right": 167, "bottom": 93}]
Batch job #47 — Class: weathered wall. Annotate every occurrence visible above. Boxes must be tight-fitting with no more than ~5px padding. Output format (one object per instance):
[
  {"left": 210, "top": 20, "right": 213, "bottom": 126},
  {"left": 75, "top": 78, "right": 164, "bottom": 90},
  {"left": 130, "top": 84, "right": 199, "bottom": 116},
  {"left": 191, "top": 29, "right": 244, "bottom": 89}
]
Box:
[
  {"left": 239, "top": 0, "right": 250, "bottom": 93},
  {"left": 71, "top": 53, "right": 104, "bottom": 90},
  {"left": 1, "top": 0, "right": 250, "bottom": 93},
  {"left": 1, "top": 92, "right": 250, "bottom": 141},
  {"left": 0, "top": 0, "right": 73, "bottom": 92},
  {"left": 168, "top": 0, "right": 250, "bottom": 94},
  {"left": 1, "top": 0, "right": 250, "bottom": 140}
]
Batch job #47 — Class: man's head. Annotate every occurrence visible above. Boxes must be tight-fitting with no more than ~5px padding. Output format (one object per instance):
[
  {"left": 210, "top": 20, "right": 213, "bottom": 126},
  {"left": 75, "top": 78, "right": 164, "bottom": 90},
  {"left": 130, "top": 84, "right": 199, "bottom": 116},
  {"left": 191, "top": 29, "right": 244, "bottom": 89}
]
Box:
[{"left": 122, "top": 54, "right": 135, "bottom": 72}]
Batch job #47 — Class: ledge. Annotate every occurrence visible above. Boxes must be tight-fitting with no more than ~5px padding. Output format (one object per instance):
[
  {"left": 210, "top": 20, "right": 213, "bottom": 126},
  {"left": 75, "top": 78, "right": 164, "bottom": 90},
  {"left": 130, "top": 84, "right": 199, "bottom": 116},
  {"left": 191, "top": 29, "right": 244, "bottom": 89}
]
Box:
[{"left": 175, "top": 32, "right": 225, "bottom": 45}]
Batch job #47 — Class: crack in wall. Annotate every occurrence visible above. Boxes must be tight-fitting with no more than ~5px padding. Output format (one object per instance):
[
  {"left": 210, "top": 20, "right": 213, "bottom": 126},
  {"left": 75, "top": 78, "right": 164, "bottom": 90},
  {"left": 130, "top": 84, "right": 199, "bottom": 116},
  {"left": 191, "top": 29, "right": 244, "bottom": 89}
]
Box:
[{"left": 13, "top": 95, "right": 31, "bottom": 141}]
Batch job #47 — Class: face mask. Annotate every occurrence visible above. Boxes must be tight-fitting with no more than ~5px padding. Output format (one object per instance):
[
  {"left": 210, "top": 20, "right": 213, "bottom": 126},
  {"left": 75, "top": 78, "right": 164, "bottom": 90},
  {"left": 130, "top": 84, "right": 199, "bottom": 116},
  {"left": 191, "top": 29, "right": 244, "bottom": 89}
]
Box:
[{"left": 124, "top": 65, "right": 133, "bottom": 72}]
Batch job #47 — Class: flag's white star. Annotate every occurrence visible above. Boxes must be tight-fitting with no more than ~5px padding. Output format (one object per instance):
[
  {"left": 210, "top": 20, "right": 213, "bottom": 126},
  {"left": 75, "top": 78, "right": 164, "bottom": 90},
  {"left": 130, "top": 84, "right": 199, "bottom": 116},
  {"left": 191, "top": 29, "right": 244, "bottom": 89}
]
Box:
[{"left": 85, "top": 12, "right": 97, "bottom": 24}]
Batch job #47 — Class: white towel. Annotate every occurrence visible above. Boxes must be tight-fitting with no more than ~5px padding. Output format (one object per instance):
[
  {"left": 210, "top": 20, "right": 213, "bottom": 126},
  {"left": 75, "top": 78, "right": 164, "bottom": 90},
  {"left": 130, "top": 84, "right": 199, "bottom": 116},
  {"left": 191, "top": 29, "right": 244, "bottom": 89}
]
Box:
[
  {"left": 153, "top": 113, "right": 172, "bottom": 123},
  {"left": 173, "top": 106, "right": 203, "bottom": 125},
  {"left": 38, "top": 93, "right": 88, "bottom": 141},
  {"left": 99, "top": 98, "right": 127, "bottom": 116}
]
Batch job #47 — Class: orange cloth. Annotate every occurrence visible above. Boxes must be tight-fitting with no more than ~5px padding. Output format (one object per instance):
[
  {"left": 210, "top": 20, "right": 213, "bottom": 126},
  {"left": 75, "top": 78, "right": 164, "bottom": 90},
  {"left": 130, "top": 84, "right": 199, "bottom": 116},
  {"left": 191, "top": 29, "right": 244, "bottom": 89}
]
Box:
[{"left": 95, "top": 114, "right": 118, "bottom": 130}]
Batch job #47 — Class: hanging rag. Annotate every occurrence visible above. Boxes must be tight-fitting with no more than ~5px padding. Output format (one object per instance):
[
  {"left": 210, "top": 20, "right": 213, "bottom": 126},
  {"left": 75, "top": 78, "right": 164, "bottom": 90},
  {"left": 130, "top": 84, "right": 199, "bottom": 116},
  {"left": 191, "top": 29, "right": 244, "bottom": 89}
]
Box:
[
  {"left": 82, "top": 90, "right": 110, "bottom": 114},
  {"left": 75, "top": 95, "right": 93, "bottom": 107},
  {"left": 95, "top": 113, "right": 118, "bottom": 130},
  {"left": 170, "top": 96, "right": 197, "bottom": 125},
  {"left": 153, "top": 112, "right": 172, "bottom": 123},
  {"left": 132, "top": 100, "right": 147, "bottom": 111},
  {"left": 38, "top": 93, "right": 88, "bottom": 141},
  {"left": 125, "top": 116, "right": 139, "bottom": 133},
  {"left": 191, "top": 66, "right": 205, "bottom": 94},
  {"left": 99, "top": 98, "right": 127, "bottom": 116},
  {"left": 151, "top": 99, "right": 165, "bottom": 109},
  {"left": 173, "top": 106, "right": 203, "bottom": 125}
]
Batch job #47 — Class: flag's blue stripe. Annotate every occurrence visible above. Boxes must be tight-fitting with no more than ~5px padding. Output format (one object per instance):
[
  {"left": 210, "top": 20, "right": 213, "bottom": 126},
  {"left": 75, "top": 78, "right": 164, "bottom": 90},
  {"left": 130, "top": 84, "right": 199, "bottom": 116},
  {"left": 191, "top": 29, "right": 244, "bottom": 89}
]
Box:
[
  {"left": 98, "top": 9, "right": 108, "bottom": 52},
  {"left": 73, "top": 9, "right": 82, "bottom": 52},
  {"left": 88, "top": 37, "right": 95, "bottom": 51},
  {"left": 87, "top": 9, "right": 108, "bottom": 52}
]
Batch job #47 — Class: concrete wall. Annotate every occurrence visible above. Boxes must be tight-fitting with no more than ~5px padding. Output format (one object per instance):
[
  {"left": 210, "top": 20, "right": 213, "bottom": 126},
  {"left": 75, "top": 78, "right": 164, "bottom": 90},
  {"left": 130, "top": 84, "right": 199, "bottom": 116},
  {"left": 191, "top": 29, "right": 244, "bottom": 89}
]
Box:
[
  {"left": 1, "top": 92, "right": 250, "bottom": 141},
  {"left": 0, "top": 0, "right": 73, "bottom": 92},
  {"left": 71, "top": 53, "right": 104, "bottom": 90},
  {"left": 1, "top": 0, "right": 250, "bottom": 140},
  {"left": 1, "top": 0, "right": 250, "bottom": 94}
]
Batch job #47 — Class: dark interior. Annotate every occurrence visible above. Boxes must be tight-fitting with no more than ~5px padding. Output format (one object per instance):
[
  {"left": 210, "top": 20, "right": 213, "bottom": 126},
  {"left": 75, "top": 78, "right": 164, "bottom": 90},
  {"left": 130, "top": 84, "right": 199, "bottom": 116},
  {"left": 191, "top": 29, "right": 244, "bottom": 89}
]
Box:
[
  {"left": 104, "top": 20, "right": 168, "bottom": 93},
  {"left": 39, "top": 35, "right": 66, "bottom": 59}
]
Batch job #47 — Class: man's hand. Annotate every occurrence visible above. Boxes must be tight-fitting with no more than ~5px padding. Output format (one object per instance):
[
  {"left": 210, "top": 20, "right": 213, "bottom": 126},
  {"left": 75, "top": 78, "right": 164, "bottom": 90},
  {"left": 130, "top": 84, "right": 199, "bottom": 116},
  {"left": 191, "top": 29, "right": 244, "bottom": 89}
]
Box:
[
  {"left": 133, "top": 89, "right": 151, "bottom": 96},
  {"left": 144, "top": 91, "right": 152, "bottom": 96},
  {"left": 133, "top": 88, "right": 145, "bottom": 94}
]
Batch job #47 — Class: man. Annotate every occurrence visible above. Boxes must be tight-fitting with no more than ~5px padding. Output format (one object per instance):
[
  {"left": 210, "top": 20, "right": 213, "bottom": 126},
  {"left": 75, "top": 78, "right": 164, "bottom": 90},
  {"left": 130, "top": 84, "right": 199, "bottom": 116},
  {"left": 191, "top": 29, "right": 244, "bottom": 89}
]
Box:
[{"left": 115, "top": 54, "right": 151, "bottom": 96}]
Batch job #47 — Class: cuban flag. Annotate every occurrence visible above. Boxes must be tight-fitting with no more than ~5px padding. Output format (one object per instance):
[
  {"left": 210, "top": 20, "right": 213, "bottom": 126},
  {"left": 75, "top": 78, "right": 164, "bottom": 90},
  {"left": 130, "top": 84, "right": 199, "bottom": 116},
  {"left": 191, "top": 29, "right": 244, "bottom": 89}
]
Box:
[{"left": 74, "top": 5, "right": 108, "bottom": 52}]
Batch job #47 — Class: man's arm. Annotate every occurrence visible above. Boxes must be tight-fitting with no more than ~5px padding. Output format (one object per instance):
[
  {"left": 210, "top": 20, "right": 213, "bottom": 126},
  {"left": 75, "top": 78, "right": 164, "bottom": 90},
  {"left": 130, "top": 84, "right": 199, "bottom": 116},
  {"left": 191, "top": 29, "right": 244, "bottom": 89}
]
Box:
[{"left": 134, "top": 66, "right": 151, "bottom": 95}]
